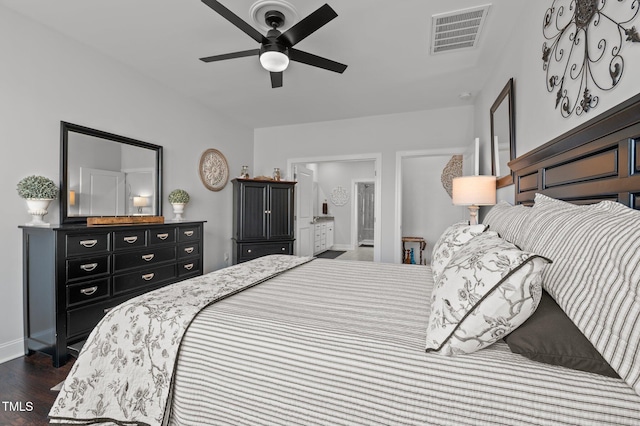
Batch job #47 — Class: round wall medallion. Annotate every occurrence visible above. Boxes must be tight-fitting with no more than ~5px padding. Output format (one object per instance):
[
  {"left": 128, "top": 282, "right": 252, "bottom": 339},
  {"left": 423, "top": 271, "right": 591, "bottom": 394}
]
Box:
[
  {"left": 199, "top": 149, "right": 229, "bottom": 192},
  {"left": 330, "top": 186, "right": 349, "bottom": 206}
]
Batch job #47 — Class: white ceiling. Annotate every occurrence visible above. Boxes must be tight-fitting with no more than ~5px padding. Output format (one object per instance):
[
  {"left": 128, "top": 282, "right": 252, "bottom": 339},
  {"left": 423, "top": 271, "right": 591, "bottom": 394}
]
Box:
[{"left": 2, "top": 0, "right": 524, "bottom": 129}]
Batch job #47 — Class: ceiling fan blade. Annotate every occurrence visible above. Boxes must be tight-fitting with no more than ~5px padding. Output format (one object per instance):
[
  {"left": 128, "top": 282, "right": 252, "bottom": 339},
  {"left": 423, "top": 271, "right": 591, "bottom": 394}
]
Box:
[
  {"left": 199, "top": 49, "right": 260, "bottom": 63},
  {"left": 278, "top": 4, "right": 337, "bottom": 47},
  {"left": 270, "top": 72, "right": 283, "bottom": 88},
  {"left": 201, "top": 0, "right": 266, "bottom": 44},
  {"left": 289, "top": 49, "right": 347, "bottom": 73}
]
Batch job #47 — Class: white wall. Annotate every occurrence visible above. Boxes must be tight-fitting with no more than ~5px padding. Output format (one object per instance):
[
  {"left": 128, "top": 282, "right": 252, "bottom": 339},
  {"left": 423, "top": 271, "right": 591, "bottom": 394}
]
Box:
[
  {"left": 401, "top": 155, "right": 467, "bottom": 262},
  {"left": 474, "top": 2, "right": 640, "bottom": 203},
  {"left": 254, "top": 106, "right": 475, "bottom": 263},
  {"left": 0, "top": 7, "right": 253, "bottom": 363}
]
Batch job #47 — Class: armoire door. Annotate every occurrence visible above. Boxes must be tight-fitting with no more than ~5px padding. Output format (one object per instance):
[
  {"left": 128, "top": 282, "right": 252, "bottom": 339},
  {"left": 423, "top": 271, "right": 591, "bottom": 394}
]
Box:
[
  {"left": 238, "top": 182, "right": 268, "bottom": 240},
  {"left": 268, "top": 183, "right": 294, "bottom": 240}
]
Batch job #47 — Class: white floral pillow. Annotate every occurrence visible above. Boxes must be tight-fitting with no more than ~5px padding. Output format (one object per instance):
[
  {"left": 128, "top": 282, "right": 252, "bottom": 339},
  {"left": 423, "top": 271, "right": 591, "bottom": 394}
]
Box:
[
  {"left": 431, "top": 222, "right": 488, "bottom": 281},
  {"left": 426, "top": 232, "right": 551, "bottom": 356}
]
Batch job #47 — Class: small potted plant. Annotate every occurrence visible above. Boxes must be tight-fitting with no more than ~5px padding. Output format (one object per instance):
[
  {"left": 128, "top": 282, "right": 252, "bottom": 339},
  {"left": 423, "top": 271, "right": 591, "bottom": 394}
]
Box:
[
  {"left": 168, "top": 189, "right": 190, "bottom": 221},
  {"left": 17, "top": 175, "right": 59, "bottom": 227}
]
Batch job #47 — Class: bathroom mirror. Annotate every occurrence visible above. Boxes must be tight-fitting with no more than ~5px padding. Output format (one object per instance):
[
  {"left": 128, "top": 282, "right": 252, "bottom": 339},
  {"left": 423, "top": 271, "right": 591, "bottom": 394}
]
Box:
[
  {"left": 490, "top": 78, "right": 515, "bottom": 188},
  {"left": 60, "top": 122, "right": 163, "bottom": 223}
]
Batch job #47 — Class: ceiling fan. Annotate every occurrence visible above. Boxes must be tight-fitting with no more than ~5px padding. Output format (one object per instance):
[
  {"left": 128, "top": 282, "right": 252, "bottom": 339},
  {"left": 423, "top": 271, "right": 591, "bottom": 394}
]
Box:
[{"left": 199, "top": 0, "right": 348, "bottom": 88}]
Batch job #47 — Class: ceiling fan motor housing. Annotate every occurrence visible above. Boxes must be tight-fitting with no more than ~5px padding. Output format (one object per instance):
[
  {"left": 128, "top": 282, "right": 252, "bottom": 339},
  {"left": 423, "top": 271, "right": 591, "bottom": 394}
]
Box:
[
  {"left": 260, "top": 14, "right": 289, "bottom": 73},
  {"left": 261, "top": 11, "right": 288, "bottom": 57}
]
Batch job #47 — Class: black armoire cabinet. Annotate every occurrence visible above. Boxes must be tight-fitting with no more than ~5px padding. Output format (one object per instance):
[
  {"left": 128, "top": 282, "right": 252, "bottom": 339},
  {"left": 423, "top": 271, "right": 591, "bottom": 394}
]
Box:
[{"left": 232, "top": 178, "right": 296, "bottom": 264}]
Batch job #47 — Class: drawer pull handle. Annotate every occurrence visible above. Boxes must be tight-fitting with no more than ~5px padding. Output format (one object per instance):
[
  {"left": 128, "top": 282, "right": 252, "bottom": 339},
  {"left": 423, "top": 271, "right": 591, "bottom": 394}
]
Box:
[
  {"left": 104, "top": 307, "right": 114, "bottom": 314},
  {"left": 142, "top": 273, "right": 155, "bottom": 281},
  {"left": 184, "top": 263, "right": 194, "bottom": 270},
  {"left": 184, "top": 230, "right": 194, "bottom": 237},
  {"left": 157, "top": 233, "right": 169, "bottom": 240},
  {"left": 281, "top": 247, "right": 286, "bottom": 251},
  {"left": 79, "top": 239, "right": 98, "bottom": 248},
  {"left": 80, "top": 286, "right": 98, "bottom": 296},
  {"left": 142, "top": 254, "right": 155, "bottom": 261},
  {"left": 247, "top": 249, "right": 252, "bottom": 253},
  {"left": 80, "top": 263, "right": 98, "bottom": 272},
  {"left": 124, "top": 236, "right": 138, "bottom": 244},
  {"left": 184, "top": 247, "right": 194, "bottom": 254}
]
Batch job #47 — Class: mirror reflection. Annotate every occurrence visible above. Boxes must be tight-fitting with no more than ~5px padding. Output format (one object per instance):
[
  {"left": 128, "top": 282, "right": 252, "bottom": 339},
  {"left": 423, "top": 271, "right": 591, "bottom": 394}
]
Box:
[
  {"left": 61, "top": 122, "right": 162, "bottom": 223},
  {"left": 490, "top": 78, "right": 515, "bottom": 188},
  {"left": 492, "top": 100, "right": 511, "bottom": 178}
]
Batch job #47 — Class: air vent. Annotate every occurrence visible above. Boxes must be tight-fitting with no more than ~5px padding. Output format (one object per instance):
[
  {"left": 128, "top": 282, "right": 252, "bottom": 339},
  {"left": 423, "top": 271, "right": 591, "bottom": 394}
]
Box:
[{"left": 430, "top": 4, "right": 491, "bottom": 54}]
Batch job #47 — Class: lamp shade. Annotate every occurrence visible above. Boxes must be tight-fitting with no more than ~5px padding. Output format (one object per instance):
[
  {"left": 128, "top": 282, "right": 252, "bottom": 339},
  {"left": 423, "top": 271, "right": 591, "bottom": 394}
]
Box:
[
  {"left": 452, "top": 176, "right": 496, "bottom": 206},
  {"left": 133, "top": 196, "right": 149, "bottom": 207}
]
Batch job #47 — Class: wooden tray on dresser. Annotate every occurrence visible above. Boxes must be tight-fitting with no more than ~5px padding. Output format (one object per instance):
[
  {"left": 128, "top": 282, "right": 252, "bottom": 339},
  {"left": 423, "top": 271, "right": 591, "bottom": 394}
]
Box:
[{"left": 87, "top": 216, "right": 165, "bottom": 226}]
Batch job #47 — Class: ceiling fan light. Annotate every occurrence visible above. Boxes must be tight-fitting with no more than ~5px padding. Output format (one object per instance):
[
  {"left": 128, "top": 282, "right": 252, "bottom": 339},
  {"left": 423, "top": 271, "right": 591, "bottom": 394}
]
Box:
[{"left": 260, "top": 51, "right": 289, "bottom": 72}]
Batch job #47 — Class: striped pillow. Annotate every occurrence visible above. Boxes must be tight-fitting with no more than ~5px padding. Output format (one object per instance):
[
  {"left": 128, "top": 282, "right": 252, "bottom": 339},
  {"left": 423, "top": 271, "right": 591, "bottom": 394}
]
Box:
[
  {"left": 522, "top": 193, "right": 640, "bottom": 396},
  {"left": 426, "top": 232, "right": 550, "bottom": 355},
  {"left": 482, "top": 201, "right": 531, "bottom": 247}
]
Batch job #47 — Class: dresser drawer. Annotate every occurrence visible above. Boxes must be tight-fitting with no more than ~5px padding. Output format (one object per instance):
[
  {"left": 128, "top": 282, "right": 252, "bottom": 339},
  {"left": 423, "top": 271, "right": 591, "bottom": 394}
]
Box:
[
  {"left": 114, "top": 246, "right": 176, "bottom": 271},
  {"left": 66, "top": 233, "right": 110, "bottom": 256},
  {"left": 67, "top": 278, "right": 110, "bottom": 307},
  {"left": 237, "top": 241, "right": 293, "bottom": 262},
  {"left": 149, "top": 228, "right": 176, "bottom": 245},
  {"left": 66, "top": 294, "right": 133, "bottom": 338},
  {"left": 113, "top": 264, "right": 177, "bottom": 295},
  {"left": 113, "top": 230, "right": 147, "bottom": 250},
  {"left": 178, "top": 226, "right": 200, "bottom": 242},
  {"left": 66, "top": 255, "right": 110, "bottom": 281},
  {"left": 179, "top": 258, "right": 201, "bottom": 277},
  {"left": 178, "top": 243, "right": 200, "bottom": 259}
]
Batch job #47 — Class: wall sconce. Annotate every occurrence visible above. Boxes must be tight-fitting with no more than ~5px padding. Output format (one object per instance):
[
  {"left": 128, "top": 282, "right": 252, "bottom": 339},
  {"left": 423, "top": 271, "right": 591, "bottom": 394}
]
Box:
[
  {"left": 133, "top": 196, "right": 149, "bottom": 214},
  {"left": 68, "top": 190, "right": 76, "bottom": 206},
  {"left": 452, "top": 176, "right": 496, "bottom": 225}
]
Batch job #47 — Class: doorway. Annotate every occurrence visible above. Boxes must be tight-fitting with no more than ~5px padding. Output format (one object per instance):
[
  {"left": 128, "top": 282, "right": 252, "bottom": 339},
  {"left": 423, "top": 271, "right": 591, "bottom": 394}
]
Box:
[
  {"left": 394, "top": 148, "right": 468, "bottom": 264},
  {"left": 356, "top": 182, "right": 375, "bottom": 246},
  {"left": 288, "top": 153, "right": 382, "bottom": 262}
]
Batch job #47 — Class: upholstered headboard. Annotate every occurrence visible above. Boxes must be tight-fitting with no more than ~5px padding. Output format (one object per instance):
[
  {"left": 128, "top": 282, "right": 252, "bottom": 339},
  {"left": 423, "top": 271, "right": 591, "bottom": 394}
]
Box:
[{"left": 509, "top": 93, "right": 640, "bottom": 209}]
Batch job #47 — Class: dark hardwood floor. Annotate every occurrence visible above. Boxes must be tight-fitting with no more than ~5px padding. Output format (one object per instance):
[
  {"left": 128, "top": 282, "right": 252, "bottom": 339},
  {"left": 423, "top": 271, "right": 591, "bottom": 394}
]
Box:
[{"left": 0, "top": 353, "right": 74, "bottom": 426}]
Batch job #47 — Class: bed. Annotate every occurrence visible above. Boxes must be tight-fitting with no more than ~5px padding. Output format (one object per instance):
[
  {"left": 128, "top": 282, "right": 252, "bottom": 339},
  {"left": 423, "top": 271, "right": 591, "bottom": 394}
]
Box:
[{"left": 49, "top": 94, "right": 640, "bottom": 425}]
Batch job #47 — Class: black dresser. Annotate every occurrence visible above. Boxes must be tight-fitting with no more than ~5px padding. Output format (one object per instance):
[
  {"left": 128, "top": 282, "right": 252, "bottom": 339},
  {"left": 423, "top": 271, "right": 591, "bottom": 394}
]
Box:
[
  {"left": 20, "top": 221, "right": 205, "bottom": 367},
  {"left": 232, "top": 178, "right": 296, "bottom": 264}
]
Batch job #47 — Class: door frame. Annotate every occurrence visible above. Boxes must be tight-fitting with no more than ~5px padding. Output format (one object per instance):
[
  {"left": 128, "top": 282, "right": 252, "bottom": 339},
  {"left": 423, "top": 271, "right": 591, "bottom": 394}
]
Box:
[
  {"left": 352, "top": 179, "right": 375, "bottom": 248},
  {"left": 394, "top": 147, "right": 466, "bottom": 264},
  {"left": 293, "top": 164, "right": 314, "bottom": 256},
  {"left": 287, "top": 153, "right": 382, "bottom": 262}
]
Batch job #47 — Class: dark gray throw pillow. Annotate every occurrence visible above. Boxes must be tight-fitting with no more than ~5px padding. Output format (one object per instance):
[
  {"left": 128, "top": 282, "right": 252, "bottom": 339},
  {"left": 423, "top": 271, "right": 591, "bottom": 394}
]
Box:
[{"left": 504, "top": 290, "right": 620, "bottom": 378}]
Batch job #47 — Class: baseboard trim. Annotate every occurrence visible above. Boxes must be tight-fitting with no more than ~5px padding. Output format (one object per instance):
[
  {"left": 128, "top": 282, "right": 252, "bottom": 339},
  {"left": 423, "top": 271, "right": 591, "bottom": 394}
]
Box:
[{"left": 0, "top": 338, "right": 25, "bottom": 365}]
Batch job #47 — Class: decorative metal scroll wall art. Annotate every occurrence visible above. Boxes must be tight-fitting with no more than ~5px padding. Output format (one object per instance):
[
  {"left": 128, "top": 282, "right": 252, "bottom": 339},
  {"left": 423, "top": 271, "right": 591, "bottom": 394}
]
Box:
[{"left": 542, "top": 0, "right": 640, "bottom": 117}]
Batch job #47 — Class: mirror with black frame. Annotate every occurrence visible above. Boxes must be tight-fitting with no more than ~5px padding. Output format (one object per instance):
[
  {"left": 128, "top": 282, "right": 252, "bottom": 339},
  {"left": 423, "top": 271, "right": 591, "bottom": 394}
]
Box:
[
  {"left": 490, "top": 78, "right": 515, "bottom": 188},
  {"left": 60, "top": 122, "right": 163, "bottom": 224}
]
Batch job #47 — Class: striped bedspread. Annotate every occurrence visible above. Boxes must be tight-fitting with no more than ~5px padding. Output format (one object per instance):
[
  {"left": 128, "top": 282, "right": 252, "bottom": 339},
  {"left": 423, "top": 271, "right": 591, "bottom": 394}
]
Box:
[{"left": 167, "top": 259, "right": 640, "bottom": 425}]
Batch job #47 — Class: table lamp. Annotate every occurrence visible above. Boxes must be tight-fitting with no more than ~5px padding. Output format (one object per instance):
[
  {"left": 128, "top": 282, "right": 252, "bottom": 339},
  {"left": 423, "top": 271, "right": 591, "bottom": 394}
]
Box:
[
  {"left": 452, "top": 176, "right": 496, "bottom": 225},
  {"left": 133, "top": 196, "right": 149, "bottom": 214}
]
